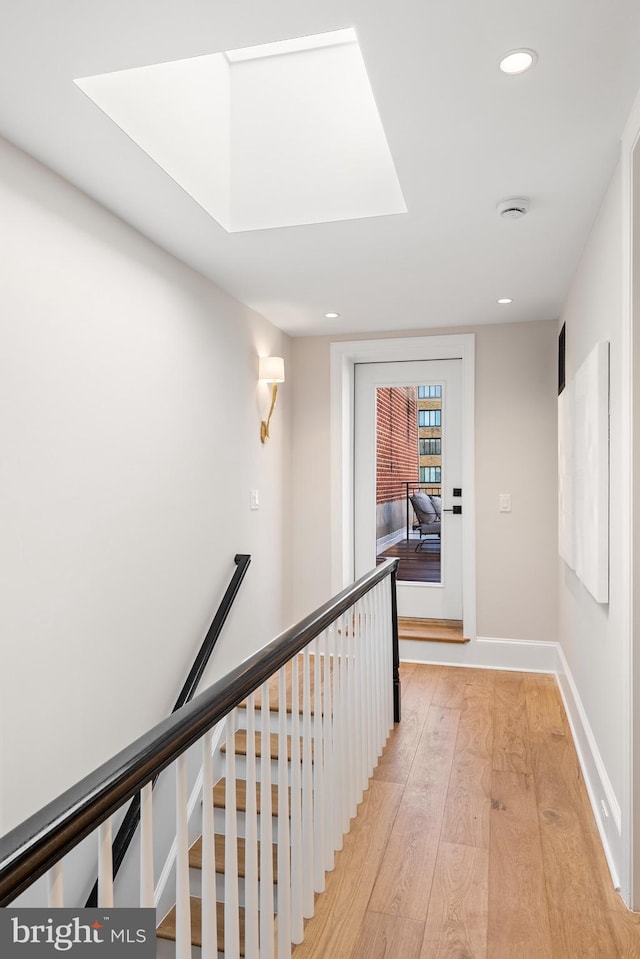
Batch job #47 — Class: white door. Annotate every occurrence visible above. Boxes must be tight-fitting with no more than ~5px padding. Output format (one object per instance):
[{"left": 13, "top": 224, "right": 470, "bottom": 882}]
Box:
[{"left": 354, "top": 359, "right": 463, "bottom": 620}]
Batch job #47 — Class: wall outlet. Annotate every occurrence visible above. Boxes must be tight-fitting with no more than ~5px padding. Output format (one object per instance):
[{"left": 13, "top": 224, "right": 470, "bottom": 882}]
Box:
[{"left": 250, "top": 489, "right": 260, "bottom": 510}]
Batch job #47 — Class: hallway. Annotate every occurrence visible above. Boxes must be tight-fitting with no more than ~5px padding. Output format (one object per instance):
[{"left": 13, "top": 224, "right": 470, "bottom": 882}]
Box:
[{"left": 292, "top": 663, "right": 640, "bottom": 959}]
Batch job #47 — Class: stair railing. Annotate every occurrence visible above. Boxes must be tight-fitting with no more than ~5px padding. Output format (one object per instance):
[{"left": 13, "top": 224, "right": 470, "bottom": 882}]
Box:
[
  {"left": 0, "top": 557, "right": 400, "bottom": 959},
  {"left": 85, "top": 552, "right": 251, "bottom": 907}
]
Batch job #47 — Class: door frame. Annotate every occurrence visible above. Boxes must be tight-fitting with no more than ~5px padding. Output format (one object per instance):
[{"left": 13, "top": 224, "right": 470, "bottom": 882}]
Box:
[
  {"left": 622, "top": 86, "right": 640, "bottom": 908},
  {"left": 329, "top": 333, "right": 476, "bottom": 639}
]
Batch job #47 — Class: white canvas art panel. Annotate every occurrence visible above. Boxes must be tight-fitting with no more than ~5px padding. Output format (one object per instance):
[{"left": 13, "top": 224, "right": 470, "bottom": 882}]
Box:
[{"left": 572, "top": 341, "right": 609, "bottom": 603}]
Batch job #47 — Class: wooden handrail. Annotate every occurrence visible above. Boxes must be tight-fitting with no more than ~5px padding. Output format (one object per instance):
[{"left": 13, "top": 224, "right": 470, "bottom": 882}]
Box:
[
  {"left": 0, "top": 558, "right": 399, "bottom": 906},
  {"left": 84, "top": 553, "right": 251, "bottom": 907}
]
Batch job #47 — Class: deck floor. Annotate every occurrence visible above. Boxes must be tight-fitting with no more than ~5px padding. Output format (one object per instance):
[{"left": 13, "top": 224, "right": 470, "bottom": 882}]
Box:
[
  {"left": 377, "top": 537, "right": 441, "bottom": 583},
  {"left": 292, "top": 663, "right": 640, "bottom": 959}
]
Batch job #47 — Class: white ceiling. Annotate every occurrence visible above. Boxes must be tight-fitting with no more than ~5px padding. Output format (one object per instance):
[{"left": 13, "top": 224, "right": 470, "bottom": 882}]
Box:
[{"left": 2, "top": 0, "right": 640, "bottom": 337}]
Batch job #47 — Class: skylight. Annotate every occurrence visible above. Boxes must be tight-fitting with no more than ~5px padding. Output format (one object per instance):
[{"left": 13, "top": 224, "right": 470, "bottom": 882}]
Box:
[
  {"left": 75, "top": 29, "right": 407, "bottom": 233},
  {"left": 225, "top": 28, "right": 357, "bottom": 63}
]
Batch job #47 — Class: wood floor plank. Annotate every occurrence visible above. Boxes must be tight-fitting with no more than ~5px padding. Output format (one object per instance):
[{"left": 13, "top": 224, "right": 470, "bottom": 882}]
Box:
[
  {"left": 368, "top": 706, "right": 460, "bottom": 921},
  {"left": 373, "top": 664, "right": 440, "bottom": 784},
  {"left": 524, "top": 673, "right": 565, "bottom": 738},
  {"left": 399, "top": 662, "right": 418, "bottom": 684},
  {"left": 608, "top": 905, "right": 640, "bottom": 959},
  {"left": 440, "top": 684, "right": 494, "bottom": 849},
  {"left": 350, "top": 912, "right": 425, "bottom": 959},
  {"left": 291, "top": 780, "right": 403, "bottom": 959},
  {"left": 530, "top": 729, "right": 620, "bottom": 958},
  {"left": 420, "top": 842, "right": 489, "bottom": 959},
  {"left": 431, "top": 667, "right": 469, "bottom": 708},
  {"left": 492, "top": 671, "right": 531, "bottom": 774},
  {"left": 488, "top": 769, "right": 553, "bottom": 959}
]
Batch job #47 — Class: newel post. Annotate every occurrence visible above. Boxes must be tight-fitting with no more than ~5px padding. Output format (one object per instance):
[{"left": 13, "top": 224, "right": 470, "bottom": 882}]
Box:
[{"left": 390, "top": 565, "right": 401, "bottom": 722}]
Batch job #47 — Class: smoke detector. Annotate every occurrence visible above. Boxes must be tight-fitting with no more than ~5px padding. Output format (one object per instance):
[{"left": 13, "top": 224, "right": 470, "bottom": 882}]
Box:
[{"left": 497, "top": 197, "right": 530, "bottom": 219}]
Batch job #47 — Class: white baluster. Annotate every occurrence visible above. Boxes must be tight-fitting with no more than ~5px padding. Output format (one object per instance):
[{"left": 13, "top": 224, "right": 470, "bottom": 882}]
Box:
[
  {"left": 48, "top": 862, "right": 63, "bottom": 908},
  {"left": 244, "top": 693, "right": 259, "bottom": 959},
  {"left": 313, "top": 637, "right": 326, "bottom": 888},
  {"left": 388, "top": 578, "right": 396, "bottom": 727},
  {"left": 347, "top": 607, "right": 358, "bottom": 820},
  {"left": 260, "top": 679, "right": 275, "bottom": 959},
  {"left": 140, "top": 782, "right": 154, "bottom": 908},
  {"left": 289, "top": 656, "right": 304, "bottom": 943},
  {"left": 360, "top": 602, "right": 378, "bottom": 781},
  {"left": 98, "top": 819, "right": 114, "bottom": 908},
  {"left": 357, "top": 600, "right": 367, "bottom": 800},
  {"left": 366, "top": 593, "right": 377, "bottom": 761},
  {"left": 301, "top": 648, "right": 315, "bottom": 917},
  {"left": 379, "top": 583, "right": 391, "bottom": 741},
  {"left": 374, "top": 586, "right": 384, "bottom": 753},
  {"left": 360, "top": 597, "right": 368, "bottom": 772},
  {"left": 277, "top": 666, "right": 292, "bottom": 958},
  {"left": 341, "top": 613, "right": 351, "bottom": 828},
  {"left": 175, "top": 754, "right": 191, "bottom": 959},
  {"left": 225, "top": 712, "right": 240, "bottom": 959},
  {"left": 334, "top": 616, "right": 353, "bottom": 836},
  {"left": 201, "top": 729, "right": 217, "bottom": 959},
  {"left": 330, "top": 620, "right": 343, "bottom": 853},
  {"left": 321, "top": 626, "right": 334, "bottom": 872}
]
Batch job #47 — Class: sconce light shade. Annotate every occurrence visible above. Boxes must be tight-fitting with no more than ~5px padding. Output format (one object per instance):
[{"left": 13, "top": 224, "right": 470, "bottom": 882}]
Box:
[
  {"left": 259, "top": 356, "right": 285, "bottom": 443},
  {"left": 259, "top": 356, "right": 285, "bottom": 383}
]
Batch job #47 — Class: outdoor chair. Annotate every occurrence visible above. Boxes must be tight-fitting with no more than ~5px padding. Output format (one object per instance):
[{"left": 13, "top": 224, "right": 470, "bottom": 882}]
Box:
[{"left": 410, "top": 492, "right": 442, "bottom": 551}]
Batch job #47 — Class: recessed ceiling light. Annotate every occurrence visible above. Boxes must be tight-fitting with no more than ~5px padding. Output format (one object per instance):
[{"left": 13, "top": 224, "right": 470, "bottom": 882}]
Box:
[
  {"left": 325, "top": 312, "right": 340, "bottom": 319},
  {"left": 497, "top": 298, "right": 513, "bottom": 305},
  {"left": 499, "top": 49, "right": 537, "bottom": 75}
]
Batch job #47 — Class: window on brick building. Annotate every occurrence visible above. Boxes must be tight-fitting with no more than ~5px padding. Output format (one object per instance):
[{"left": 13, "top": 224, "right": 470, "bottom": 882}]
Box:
[
  {"left": 418, "top": 385, "right": 442, "bottom": 398},
  {"left": 418, "top": 409, "right": 441, "bottom": 427},
  {"left": 420, "top": 466, "right": 441, "bottom": 484},
  {"left": 419, "top": 438, "right": 441, "bottom": 455}
]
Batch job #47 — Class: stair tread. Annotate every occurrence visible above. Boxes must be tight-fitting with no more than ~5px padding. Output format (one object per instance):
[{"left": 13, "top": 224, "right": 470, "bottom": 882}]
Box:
[
  {"left": 222, "top": 730, "right": 313, "bottom": 761},
  {"left": 243, "top": 654, "right": 332, "bottom": 713},
  {"left": 157, "top": 897, "right": 245, "bottom": 954},
  {"left": 213, "top": 777, "right": 290, "bottom": 816},
  {"left": 189, "top": 833, "right": 277, "bottom": 878},
  {"left": 397, "top": 616, "right": 469, "bottom": 643}
]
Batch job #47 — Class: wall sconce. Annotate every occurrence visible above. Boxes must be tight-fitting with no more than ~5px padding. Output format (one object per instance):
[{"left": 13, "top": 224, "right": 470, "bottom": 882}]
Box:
[{"left": 258, "top": 356, "right": 285, "bottom": 443}]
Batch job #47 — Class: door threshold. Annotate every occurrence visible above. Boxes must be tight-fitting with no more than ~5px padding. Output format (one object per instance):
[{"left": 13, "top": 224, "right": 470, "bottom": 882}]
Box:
[{"left": 398, "top": 617, "right": 469, "bottom": 644}]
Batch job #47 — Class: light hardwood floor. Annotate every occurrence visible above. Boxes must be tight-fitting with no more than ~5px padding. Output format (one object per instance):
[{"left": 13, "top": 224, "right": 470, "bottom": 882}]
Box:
[{"left": 292, "top": 663, "right": 640, "bottom": 959}]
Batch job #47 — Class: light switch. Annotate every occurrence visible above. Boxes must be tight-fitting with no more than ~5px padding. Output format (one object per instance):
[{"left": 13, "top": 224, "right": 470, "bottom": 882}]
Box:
[
  {"left": 499, "top": 493, "right": 511, "bottom": 513},
  {"left": 250, "top": 489, "right": 260, "bottom": 510}
]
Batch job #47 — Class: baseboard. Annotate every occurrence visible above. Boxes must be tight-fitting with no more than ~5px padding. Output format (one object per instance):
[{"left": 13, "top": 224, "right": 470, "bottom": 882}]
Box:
[
  {"left": 400, "top": 635, "right": 559, "bottom": 672},
  {"left": 376, "top": 528, "right": 406, "bottom": 551},
  {"left": 555, "top": 645, "right": 622, "bottom": 890}
]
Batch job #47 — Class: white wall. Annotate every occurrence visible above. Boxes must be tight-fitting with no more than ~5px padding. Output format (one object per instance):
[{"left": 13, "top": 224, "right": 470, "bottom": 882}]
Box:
[
  {"left": 290, "top": 320, "right": 558, "bottom": 647},
  {"left": 557, "top": 163, "right": 629, "bottom": 874},
  {"left": 0, "top": 136, "right": 292, "bottom": 835}
]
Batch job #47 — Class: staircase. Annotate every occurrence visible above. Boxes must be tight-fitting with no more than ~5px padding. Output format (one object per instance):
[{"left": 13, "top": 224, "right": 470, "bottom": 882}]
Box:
[
  {"left": 156, "top": 655, "right": 325, "bottom": 956},
  {"left": 0, "top": 561, "right": 398, "bottom": 959}
]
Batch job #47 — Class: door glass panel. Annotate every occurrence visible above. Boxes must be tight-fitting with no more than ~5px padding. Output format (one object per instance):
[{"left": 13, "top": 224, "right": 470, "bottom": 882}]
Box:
[{"left": 374, "top": 384, "right": 443, "bottom": 583}]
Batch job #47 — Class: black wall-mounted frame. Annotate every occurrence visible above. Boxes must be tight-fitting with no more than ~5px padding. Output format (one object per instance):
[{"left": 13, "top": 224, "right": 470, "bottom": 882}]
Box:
[{"left": 558, "top": 323, "right": 566, "bottom": 395}]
